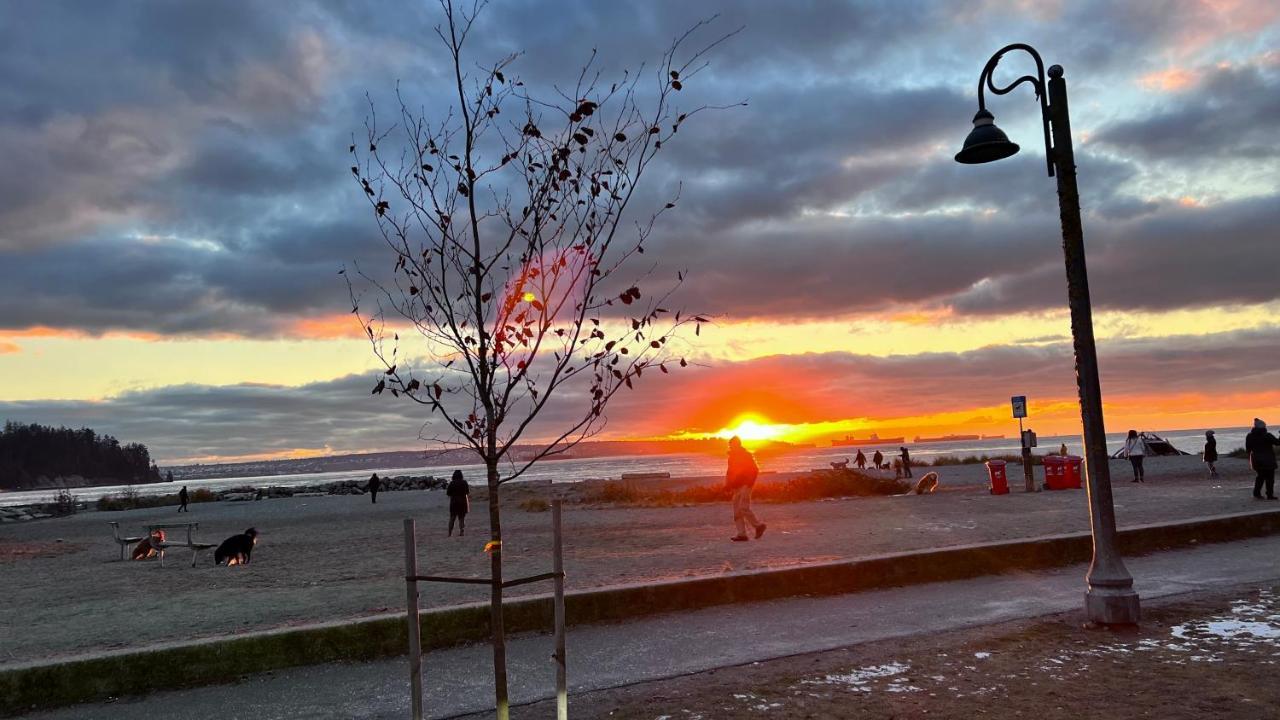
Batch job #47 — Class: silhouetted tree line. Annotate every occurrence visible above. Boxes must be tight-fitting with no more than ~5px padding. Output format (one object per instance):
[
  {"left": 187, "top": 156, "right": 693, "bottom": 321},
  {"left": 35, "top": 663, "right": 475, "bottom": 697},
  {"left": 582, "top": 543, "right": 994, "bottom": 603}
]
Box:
[{"left": 0, "top": 422, "right": 161, "bottom": 490}]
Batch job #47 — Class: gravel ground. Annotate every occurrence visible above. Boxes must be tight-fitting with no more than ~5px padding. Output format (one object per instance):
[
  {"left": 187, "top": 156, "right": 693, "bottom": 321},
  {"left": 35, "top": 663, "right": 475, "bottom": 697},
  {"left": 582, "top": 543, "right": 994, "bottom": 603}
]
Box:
[
  {"left": 0, "top": 455, "right": 1259, "bottom": 665},
  {"left": 524, "top": 582, "right": 1280, "bottom": 719}
]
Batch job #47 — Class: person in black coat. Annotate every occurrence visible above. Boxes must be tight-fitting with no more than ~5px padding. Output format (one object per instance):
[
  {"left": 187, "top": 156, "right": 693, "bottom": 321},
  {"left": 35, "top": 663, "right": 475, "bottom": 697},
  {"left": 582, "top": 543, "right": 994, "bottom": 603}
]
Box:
[
  {"left": 1203, "top": 430, "right": 1219, "bottom": 479},
  {"left": 855, "top": 449, "right": 866, "bottom": 470},
  {"left": 366, "top": 473, "right": 381, "bottom": 504},
  {"left": 1245, "top": 419, "right": 1280, "bottom": 500},
  {"left": 899, "top": 446, "right": 912, "bottom": 478},
  {"left": 177, "top": 485, "right": 189, "bottom": 513},
  {"left": 446, "top": 470, "right": 470, "bottom": 536}
]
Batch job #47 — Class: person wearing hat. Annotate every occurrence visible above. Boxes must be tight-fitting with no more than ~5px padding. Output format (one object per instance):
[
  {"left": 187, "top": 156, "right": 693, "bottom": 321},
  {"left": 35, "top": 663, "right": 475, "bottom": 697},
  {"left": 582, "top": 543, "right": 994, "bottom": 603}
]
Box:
[
  {"left": 1245, "top": 419, "right": 1280, "bottom": 500},
  {"left": 1202, "top": 430, "right": 1219, "bottom": 480}
]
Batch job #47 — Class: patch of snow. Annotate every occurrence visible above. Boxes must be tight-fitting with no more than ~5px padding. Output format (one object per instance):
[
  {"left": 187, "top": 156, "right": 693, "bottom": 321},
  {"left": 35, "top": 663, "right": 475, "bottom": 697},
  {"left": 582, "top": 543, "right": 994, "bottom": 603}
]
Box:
[{"left": 805, "top": 662, "right": 910, "bottom": 691}]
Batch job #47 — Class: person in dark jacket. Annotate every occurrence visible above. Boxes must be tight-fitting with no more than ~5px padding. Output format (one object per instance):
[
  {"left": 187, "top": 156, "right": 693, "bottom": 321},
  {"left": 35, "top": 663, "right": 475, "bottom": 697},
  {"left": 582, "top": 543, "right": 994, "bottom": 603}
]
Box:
[
  {"left": 366, "top": 473, "right": 381, "bottom": 504},
  {"left": 855, "top": 449, "right": 866, "bottom": 470},
  {"left": 1245, "top": 419, "right": 1280, "bottom": 500},
  {"left": 1203, "top": 430, "right": 1219, "bottom": 480},
  {"left": 899, "top": 446, "right": 912, "bottom": 478},
  {"left": 872, "top": 450, "right": 884, "bottom": 470},
  {"left": 177, "top": 485, "right": 189, "bottom": 513},
  {"left": 725, "top": 436, "right": 766, "bottom": 542},
  {"left": 446, "top": 470, "right": 470, "bottom": 536}
]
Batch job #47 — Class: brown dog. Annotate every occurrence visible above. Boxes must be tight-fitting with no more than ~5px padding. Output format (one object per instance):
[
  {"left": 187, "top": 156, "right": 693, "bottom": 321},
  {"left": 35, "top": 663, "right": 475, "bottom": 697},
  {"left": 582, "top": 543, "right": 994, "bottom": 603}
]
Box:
[
  {"left": 131, "top": 529, "right": 166, "bottom": 560},
  {"left": 914, "top": 472, "right": 940, "bottom": 495}
]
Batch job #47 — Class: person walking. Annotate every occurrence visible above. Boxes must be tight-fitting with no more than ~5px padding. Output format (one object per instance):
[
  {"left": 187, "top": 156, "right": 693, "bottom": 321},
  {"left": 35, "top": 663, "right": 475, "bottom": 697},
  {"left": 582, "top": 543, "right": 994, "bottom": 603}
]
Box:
[
  {"left": 177, "top": 485, "right": 189, "bottom": 513},
  {"left": 1245, "top": 419, "right": 1280, "bottom": 500},
  {"left": 446, "top": 470, "right": 470, "bottom": 536},
  {"left": 725, "top": 436, "right": 766, "bottom": 542},
  {"left": 872, "top": 450, "right": 884, "bottom": 471},
  {"left": 366, "top": 473, "right": 381, "bottom": 504},
  {"left": 855, "top": 449, "right": 867, "bottom": 471},
  {"left": 899, "top": 446, "right": 912, "bottom": 478},
  {"left": 1203, "top": 430, "right": 1219, "bottom": 480},
  {"left": 1123, "top": 430, "right": 1146, "bottom": 483}
]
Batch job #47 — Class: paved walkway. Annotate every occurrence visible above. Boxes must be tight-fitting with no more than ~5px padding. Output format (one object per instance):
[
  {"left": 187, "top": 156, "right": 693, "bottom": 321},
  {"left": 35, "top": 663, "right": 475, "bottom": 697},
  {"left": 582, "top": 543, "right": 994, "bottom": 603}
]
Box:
[
  {"left": 0, "top": 455, "right": 1257, "bottom": 662},
  {"left": 27, "top": 532, "right": 1280, "bottom": 719}
]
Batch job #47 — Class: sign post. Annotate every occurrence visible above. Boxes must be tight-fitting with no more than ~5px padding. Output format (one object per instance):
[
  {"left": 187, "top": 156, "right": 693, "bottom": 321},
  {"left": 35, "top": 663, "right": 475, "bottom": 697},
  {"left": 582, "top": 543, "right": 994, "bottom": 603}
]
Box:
[{"left": 1011, "top": 396, "right": 1037, "bottom": 492}]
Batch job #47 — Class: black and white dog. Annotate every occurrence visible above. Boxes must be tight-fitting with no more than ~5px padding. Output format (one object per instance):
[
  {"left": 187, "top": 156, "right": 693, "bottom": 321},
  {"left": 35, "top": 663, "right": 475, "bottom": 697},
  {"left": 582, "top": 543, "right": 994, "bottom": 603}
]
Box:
[{"left": 214, "top": 527, "right": 259, "bottom": 566}]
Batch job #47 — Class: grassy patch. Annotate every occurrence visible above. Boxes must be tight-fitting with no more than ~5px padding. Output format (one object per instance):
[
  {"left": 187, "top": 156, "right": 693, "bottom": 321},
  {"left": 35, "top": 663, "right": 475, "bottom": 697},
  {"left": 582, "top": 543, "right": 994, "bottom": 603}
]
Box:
[
  {"left": 581, "top": 470, "right": 910, "bottom": 507},
  {"left": 518, "top": 498, "right": 550, "bottom": 512},
  {"left": 930, "top": 453, "right": 1044, "bottom": 466},
  {"left": 96, "top": 488, "right": 217, "bottom": 512}
]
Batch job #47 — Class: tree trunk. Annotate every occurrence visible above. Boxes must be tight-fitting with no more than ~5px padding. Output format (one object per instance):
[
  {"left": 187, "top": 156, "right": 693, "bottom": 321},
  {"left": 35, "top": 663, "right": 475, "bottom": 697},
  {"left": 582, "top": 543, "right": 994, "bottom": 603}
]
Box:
[{"left": 486, "top": 457, "right": 509, "bottom": 719}]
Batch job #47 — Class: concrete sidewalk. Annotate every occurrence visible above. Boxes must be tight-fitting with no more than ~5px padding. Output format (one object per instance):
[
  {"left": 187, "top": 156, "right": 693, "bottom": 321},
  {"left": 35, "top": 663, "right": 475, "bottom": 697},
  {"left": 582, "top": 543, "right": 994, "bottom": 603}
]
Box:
[{"left": 26, "top": 533, "right": 1280, "bottom": 720}]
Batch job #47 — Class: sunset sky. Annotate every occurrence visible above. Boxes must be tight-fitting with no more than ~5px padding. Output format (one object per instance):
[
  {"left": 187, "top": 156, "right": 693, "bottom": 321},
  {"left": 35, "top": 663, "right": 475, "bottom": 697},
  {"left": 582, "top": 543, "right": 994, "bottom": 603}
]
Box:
[{"left": 2, "top": 1, "right": 1279, "bottom": 464}]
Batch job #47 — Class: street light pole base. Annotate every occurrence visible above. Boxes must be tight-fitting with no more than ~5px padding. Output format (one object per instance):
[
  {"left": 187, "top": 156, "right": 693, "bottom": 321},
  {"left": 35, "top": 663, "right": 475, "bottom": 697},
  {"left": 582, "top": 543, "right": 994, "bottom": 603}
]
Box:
[{"left": 1085, "top": 587, "right": 1141, "bottom": 626}]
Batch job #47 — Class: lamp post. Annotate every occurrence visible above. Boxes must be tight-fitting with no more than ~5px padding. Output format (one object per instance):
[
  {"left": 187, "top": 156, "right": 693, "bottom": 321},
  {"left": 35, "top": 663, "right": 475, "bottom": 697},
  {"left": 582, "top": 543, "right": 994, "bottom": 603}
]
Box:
[{"left": 955, "top": 44, "right": 1140, "bottom": 625}]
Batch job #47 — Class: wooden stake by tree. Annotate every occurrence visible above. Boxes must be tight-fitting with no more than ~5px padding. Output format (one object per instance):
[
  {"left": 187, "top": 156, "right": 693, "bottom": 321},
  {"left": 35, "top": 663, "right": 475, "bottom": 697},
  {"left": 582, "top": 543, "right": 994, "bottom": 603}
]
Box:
[{"left": 347, "top": 2, "right": 738, "bottom": 717}]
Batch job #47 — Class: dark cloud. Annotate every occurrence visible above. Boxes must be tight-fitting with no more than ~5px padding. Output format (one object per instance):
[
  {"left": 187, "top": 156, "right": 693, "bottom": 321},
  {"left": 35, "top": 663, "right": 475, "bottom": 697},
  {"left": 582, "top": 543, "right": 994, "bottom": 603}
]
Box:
[
  {"left": 0, "top": 0, "right": 1277, "bottom": 337},
  {"left": 1091, "top": 62, "right": 1280, "bottom": 162},
  {"left": 948, "top": 194, "right": 1280, "bottom": 315}
]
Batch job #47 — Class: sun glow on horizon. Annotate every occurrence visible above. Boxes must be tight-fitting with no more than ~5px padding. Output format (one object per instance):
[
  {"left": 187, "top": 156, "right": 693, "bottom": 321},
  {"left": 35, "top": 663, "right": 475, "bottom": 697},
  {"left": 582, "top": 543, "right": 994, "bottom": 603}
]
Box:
[{"left": 713, "top": 415, "right": 791, "bottom": 444}]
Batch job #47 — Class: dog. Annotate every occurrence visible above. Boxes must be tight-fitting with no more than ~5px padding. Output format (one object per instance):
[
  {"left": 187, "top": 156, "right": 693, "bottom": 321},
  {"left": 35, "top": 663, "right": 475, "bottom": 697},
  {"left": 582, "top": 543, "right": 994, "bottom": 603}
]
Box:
[
  {"left": 214, "top": 527, "right": 258, "bottom": 566},
  {"left": 830, "top": 458, "right": 850, "bottom": 470},
  {"left": 131, "top": 529, "right": 166, "bottom": 560},
  {"left": 914, "top": 472, "right": 940, "bottom": 495}
]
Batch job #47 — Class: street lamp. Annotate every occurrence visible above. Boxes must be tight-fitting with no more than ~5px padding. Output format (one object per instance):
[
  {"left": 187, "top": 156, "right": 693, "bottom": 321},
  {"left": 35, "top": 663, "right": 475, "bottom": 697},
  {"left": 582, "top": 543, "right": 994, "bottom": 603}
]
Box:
[{"left": 955, "top": 44, "right": 1140, "bottom": 625}]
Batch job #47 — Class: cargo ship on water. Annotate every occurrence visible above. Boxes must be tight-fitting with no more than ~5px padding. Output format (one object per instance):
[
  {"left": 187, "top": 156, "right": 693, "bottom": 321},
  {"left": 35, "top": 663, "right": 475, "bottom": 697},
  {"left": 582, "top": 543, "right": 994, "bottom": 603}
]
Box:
[
  {"left": 913, "top": 433, "right": 979, "bottom": 443},
  {"left": 831, "top": 433, "right": 905, "bottom": 447},
  {"left": 911, "top": 433, "right": 1006, "bottom": 443}
]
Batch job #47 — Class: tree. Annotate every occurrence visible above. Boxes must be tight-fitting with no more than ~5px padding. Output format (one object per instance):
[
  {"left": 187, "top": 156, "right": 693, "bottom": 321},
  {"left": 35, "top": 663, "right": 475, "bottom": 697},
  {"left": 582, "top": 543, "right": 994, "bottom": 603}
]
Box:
[{"left": 347, "top": 2, "right": 737, "bottom": 716}]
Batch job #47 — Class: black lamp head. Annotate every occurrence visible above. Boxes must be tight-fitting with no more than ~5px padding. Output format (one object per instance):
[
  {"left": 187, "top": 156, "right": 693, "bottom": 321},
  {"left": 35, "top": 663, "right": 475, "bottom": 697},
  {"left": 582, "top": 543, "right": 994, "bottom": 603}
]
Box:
[{"left": 954, "top": 108, "right": 1020, "bottom": 164}]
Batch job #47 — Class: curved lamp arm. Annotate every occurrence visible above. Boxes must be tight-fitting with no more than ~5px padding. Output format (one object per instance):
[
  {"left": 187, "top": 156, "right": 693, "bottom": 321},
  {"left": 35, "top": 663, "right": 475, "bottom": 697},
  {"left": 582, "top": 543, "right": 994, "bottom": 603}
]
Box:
[{"left": 977, "top": 43, "right": 1054, "bottom": 177}]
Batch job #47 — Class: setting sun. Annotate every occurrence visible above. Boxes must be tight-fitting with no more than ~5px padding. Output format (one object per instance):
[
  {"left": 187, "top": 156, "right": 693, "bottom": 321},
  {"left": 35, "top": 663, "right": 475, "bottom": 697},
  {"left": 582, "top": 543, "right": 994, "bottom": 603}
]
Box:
[{"left": 715, "top": 416, "right": 790, "bottom": 443}]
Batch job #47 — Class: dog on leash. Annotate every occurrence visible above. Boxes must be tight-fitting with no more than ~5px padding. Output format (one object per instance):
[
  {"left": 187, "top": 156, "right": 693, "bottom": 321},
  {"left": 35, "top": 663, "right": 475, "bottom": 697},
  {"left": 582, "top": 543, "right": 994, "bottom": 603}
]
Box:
[
  {"left": 914, "top": 472, "right": 940, "bottom": 495},
  {"left": 214, "top": 528, "right": 258, "bottom": 566},
  {"left": 831, "top": 458, "right": 850, "bottom": 470}
]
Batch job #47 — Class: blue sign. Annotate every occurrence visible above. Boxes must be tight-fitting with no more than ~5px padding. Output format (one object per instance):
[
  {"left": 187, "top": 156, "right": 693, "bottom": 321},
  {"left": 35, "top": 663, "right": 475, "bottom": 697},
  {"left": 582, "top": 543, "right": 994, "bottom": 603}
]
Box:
[{"left": 1011, "top": 396, "right": 1027, "bottom": 418}]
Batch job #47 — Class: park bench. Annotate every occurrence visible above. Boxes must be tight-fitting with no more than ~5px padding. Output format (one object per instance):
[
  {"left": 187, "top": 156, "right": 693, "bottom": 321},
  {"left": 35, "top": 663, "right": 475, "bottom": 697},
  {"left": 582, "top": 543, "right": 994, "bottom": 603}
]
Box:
[
  {"left": 148, "top": 522, "right": 217, "bottom": 567},
  {"left": 107, "top": 521, "right": 148, "bottom": 561}
]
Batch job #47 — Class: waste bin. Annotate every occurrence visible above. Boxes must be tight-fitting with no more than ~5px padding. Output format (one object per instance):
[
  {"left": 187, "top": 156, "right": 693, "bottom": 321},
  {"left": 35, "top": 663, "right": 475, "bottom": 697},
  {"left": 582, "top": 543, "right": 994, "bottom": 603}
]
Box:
[
  {"left": 1043, "top": 454, "right": 1069, "bottom": 490},
  {"left": 986, "top": 459, "right": 1009, "bottom": 495},
  {"left": 1061, "top": 455, "right": 1083, "bottom": 489}
]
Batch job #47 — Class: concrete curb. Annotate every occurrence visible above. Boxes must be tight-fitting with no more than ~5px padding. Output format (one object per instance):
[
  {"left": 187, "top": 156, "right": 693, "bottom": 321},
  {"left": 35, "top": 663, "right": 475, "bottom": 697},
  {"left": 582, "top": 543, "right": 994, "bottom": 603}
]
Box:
[{"left": 4, "top": 508, "right": 1278, "bottom": 716}]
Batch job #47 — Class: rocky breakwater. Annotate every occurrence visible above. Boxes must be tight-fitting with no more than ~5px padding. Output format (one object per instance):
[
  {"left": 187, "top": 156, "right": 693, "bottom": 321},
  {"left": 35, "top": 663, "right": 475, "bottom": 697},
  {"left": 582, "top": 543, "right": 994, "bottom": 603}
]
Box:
[{"left": 247, "top": 474, "right": 446, "bottom": 500}]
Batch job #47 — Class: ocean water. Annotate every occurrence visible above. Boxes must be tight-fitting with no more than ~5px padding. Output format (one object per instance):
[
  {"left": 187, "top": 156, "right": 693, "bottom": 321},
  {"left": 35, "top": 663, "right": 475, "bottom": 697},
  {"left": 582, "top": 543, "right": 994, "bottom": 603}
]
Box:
[{"left": 0, "top": 427, "right": 1243, "bottom": 507}]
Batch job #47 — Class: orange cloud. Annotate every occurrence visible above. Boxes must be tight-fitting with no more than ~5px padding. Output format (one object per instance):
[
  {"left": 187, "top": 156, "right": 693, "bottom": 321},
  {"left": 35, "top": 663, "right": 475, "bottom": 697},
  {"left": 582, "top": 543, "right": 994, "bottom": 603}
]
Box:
[
  {"left": 1139, "top": 67, "right": 1200, "bottom": 92},
  {"left": 1170, "top": 0, "right": 1280, "bottom": 56},
  {"left": 0, "top": 341, "right": 19, "bottom": 354},
  {"left": 0, "top": 325, "right": 162, "bottom": 342},
  {"left": 288, "top": 314, "right": 367, "bottom": 340}
]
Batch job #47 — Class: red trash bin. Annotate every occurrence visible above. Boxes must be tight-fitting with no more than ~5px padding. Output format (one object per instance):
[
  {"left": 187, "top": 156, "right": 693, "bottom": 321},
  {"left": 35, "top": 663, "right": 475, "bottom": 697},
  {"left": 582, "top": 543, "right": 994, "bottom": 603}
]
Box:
[
  {"left": 1062, "top": 455, "right": 1083, "bottom": 489},
  {"left": 986, "top": 459, "right": 1009, "bottom": 495},
  {"left": 1043, "top": 455, "right": 1067, "bottom": 490}
]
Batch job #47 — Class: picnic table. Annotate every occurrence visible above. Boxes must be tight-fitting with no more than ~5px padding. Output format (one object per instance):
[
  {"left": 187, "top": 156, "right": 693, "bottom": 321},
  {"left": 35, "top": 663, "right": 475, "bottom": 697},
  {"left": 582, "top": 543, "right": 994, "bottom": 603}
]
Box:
[
  {"left": 108, "top": 522, "right": 216, "bottom": 567},
  {"left": 149, "top": 522, "right": 217, "bottom": 567}
]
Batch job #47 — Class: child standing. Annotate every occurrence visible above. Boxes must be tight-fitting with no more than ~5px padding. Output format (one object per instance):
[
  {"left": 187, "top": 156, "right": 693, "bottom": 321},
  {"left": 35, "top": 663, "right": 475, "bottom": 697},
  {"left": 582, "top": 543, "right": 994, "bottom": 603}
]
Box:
[{"left": 1203, "top": 430, "right": 1219, "bottom": 479}]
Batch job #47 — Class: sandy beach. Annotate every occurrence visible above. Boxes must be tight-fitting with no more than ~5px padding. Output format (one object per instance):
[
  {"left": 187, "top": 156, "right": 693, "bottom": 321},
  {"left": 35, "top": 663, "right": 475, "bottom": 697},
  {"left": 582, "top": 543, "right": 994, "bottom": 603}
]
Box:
[{"left": 0, "top": 455, "right": 1261, "bottom": 666}]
